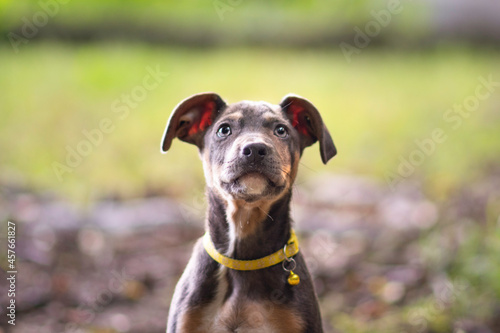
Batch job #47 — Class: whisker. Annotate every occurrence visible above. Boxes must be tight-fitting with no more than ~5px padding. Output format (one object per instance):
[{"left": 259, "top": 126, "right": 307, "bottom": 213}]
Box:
[
  {"left": 258, "top": 206, "right": 274, "bottom": 222},
  {"left": 299, "top": 161, "right": 318, "bottom": 173}
]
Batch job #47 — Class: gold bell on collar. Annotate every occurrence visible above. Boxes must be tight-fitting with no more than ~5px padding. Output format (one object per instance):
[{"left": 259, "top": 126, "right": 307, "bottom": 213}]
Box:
[{"left": 287, "top": 271, "right": 300, "bottom": 286}]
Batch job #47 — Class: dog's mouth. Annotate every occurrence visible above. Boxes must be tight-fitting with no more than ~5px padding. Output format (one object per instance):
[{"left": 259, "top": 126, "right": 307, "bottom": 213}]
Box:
[
  {"left": 236, "top": 173, "right": 276, "bottom": 192},
  {"left": 221, "top": 172, "right": 285, "bottom": 202}
]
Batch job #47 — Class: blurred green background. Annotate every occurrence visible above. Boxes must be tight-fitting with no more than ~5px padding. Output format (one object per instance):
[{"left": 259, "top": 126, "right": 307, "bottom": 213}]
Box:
[
  {"left": 1, "top": 0, "right": 500, "bottom": 202},
  {"left": 1, "top": 0, "right": 500, "bottom": 332}
]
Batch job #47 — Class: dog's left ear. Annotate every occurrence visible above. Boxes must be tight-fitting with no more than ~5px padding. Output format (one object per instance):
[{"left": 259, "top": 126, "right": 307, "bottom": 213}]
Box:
[
  {"left": 161, "top": 92, "right": 227, "bottom": 153},
  {"left": 280, "top": 94, "right": 337, "bottom": 164}
]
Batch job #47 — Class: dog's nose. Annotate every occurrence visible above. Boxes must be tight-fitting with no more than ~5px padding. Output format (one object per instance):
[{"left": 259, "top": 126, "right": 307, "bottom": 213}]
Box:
[{"left": 241, "top": 143, "right": 268, "bottom": 163}]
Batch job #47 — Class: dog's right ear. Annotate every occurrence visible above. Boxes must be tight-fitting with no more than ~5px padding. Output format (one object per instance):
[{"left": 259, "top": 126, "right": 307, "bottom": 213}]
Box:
[{"left": 161, "top": 93, "right": 226, "bottom": 153}]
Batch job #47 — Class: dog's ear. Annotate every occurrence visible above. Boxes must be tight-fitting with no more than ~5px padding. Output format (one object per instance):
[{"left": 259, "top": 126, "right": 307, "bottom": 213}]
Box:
[
  {"left": 161, "top": 93, "right": 226, "bottom": 153},
  {"left": 280, "top": 94, "right": 337, "bottom": 164}
]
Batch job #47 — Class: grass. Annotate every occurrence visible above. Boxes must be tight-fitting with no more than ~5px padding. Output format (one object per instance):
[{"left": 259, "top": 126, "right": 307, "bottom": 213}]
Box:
[{"left": 1, "top": 43, "right": 499, "bottom": 202}]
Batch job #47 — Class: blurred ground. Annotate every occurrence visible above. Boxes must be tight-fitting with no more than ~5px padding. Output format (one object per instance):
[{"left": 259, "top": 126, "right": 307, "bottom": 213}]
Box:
[{"left": 1, "top": 168, "right": 500, "bottom": 332}]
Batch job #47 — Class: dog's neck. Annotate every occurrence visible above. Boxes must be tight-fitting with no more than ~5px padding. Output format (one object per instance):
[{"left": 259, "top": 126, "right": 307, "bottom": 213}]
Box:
[{"left": 206, "top": 189, "right": 292, "bottom": 261}]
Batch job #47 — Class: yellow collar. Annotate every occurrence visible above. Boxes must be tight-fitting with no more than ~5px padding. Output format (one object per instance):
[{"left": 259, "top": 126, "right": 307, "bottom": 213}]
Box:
[{"left": 203, "top": 229, "right": 299, "bottom": 271}]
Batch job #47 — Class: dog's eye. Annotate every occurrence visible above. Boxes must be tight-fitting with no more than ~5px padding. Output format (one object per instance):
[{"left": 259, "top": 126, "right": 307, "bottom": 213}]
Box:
[
  {"left": 217, "top": 124, "right": 232, "bottom": 138},
  {"left": 274, "top": 125, "right": 288, "bottom": 138}
]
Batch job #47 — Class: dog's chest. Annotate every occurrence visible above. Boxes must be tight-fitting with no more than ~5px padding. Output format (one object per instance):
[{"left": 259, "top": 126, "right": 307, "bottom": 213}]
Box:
[
  {"left": 183, "top": 300, "right": 303, "bottom": 333},
  {"left": 179, "top": 268, "right": 304, "bottom": 332},
  {"left": 203, "top": 301, "right": 281, "bottom": 332}
]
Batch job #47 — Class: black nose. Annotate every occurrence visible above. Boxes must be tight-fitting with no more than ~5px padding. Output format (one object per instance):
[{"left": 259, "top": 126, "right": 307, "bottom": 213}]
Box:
[{"left": 241, "top": 143, "right": 268, "bottom": 163}]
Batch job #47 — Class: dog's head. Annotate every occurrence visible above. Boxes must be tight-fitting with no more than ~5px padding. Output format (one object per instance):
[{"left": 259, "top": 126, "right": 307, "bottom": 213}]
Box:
[{"left": 161, "top": 93, "right": 336, "bottom": 204}]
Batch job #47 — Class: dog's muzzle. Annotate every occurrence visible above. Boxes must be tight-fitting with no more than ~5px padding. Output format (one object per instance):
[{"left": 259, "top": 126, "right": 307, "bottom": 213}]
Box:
[{"left": 220, "top": 142, "right": 286, "bottom": 201}]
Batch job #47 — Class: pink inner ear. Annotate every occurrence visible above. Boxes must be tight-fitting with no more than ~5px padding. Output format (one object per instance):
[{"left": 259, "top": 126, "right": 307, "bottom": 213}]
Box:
[
  {"left": 187, "top": 101, "right": 215, "bottom": 136},
  {"left": 289, "top": 104, "right": 309, "bottom": 135}
]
